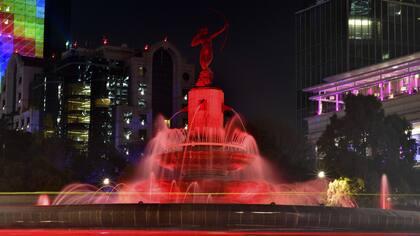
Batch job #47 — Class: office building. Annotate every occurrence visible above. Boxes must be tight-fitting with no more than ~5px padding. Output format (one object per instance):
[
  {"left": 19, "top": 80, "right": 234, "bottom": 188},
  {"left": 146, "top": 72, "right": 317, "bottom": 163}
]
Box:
[
  {"left": 0, "top": 53, "right": 43, "bottom": 132},
  {"left": 37, "top": 41, "right": 195, "bottom": 160},
  {"left": 296, "top": 0, "right": 420, "bottom": 131}
]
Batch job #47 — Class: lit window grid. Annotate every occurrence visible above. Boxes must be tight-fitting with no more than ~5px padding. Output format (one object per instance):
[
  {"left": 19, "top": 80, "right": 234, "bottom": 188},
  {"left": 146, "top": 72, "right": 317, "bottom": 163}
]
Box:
[{"left": 0, "top": 0, "right": 44, "bottom": 77}]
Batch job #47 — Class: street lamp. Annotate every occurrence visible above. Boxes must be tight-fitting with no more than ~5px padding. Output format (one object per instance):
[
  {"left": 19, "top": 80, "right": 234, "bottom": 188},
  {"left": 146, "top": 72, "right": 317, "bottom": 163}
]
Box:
[
  {"left": 102, "top": 178, "right": 110, "bottom": 186},
  {"left": 317, "top": 171, "right": 326, "bottom": 179}
]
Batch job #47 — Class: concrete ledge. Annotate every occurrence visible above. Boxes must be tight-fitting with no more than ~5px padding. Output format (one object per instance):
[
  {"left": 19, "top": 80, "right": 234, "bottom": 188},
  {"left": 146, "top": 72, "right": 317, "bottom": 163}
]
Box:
[{"left": 0, "top": 204, "right": 419, "bottom": 232}]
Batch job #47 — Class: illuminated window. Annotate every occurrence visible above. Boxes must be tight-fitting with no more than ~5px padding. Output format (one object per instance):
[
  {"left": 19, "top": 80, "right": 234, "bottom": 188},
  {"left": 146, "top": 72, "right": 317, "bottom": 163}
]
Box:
[
  {"left": 68, "top": 130, "right": 89, "bottom": 143},
  {"left": 124, "top": 129, "right": 132, "bottom": 140},
  {"left": 138, "top": 99, "right": 146, "bottom": 108},
  {"left": 348, "top": 18, "right": 373, "bottom": 39},
  {"left": 138, "top": 66, "right": 146, "bottom": 77},
  {"left": 57, "top": 84, "right": 61, "bottom": 99},
  {"left": 182, "top": 89, "right": 189, "bottom": 103},
  {"left": 138, "top": 83, "right": 147, "bottom": 96},
  {"left": 67, "top": 100, "right": 91, "bottom": 111},
  {"left": 123, "top": 112, "right": 132, "bottom": 125},
  {"left": 68, "top": 84, "right": 91, "bottom": 96},
  {"left": 140, "top": 114, "right": 146, "bottom": 126},
  {"left": 139, "top": 129, "right": 147, "bottom": 142},
  {"left": 95, "top": 98, "right": 111, "bottom": 107},
  {"left": 334, "top": 137, "right": 340, "bottom": 147},
  {"left": 67, "top": 114, "right": 90, "bottom": 124}
]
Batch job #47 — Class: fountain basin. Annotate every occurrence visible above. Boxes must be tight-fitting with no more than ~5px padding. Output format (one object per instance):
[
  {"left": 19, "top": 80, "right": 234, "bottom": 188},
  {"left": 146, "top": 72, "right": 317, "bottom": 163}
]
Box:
[{"left": 1, "top": 204, "right": 420, "bottom": 232}]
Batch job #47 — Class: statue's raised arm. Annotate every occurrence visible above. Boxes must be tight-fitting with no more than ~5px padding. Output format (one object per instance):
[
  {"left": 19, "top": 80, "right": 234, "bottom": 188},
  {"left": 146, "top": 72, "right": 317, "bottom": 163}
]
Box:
[
  {"left": 210, "top": 22, "right": 229, "bottom": 40},
  {"left": 191, "top": 30, "right": 205, "bottom": 47}
]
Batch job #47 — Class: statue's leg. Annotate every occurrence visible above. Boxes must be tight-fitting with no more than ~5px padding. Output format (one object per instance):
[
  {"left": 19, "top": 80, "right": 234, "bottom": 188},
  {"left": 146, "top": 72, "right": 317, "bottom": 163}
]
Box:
[{"left": 197, "top": 46, "right": 214, "bottom": 86}]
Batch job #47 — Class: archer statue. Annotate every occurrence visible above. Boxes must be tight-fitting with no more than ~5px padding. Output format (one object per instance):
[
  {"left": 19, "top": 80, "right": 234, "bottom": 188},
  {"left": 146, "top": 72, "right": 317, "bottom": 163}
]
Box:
[{"left": 191, "top": 21, "right": 229, "bottom": 87}]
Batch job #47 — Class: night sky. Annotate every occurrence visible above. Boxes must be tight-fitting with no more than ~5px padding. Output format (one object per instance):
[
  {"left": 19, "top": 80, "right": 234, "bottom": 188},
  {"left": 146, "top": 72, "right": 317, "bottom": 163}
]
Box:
[{"left": 70, "top": 0, "right": 312, "bottom": 129}]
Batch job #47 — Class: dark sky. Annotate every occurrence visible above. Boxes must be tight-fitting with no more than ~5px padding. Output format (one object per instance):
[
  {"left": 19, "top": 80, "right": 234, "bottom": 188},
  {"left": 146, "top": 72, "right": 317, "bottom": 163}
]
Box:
[{"left": 70, "top": 0, "right": 312, "bottom": 128}]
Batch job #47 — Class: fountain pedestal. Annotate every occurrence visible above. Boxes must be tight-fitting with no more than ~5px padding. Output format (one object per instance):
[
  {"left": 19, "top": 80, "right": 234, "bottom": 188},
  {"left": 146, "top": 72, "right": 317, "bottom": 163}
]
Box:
[
  {"left": 188, "top": 87, "right": 224, "bottom": 130},
  {"left": 156, "top": 86, "right": 256, "bottom": 178}
]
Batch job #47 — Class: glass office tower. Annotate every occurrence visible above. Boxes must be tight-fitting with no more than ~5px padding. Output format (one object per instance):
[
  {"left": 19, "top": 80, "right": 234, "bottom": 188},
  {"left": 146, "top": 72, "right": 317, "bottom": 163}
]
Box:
[
  {"left": 0, "top": 0, "right": 45, "bottom": 79},
  {"left": 296, "top": 0, "right": 420, "bottom": 132},
  {"left": 55, "top": 55, "right": 128, "bottom": 153}
]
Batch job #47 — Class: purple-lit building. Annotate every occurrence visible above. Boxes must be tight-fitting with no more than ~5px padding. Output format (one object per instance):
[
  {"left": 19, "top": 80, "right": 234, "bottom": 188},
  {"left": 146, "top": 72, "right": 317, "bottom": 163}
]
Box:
[
  {"left": 295, "top": 0, "right": 420, "bottom": 132},
  {"left": 304, "top": 52, "right": 420, "bottom": 163}
]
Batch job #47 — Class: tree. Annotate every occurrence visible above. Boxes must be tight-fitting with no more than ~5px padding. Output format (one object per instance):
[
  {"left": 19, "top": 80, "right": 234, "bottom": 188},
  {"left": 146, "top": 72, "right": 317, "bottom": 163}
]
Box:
[
  {"left": 0, "top": 118, "right": 128, "bottom": 191},
  {"left": 317, "top": 95, "right": 416, "bottom": 194},
  {"left": 0, "top": 125, "right": 72, "bottom": 191},
  {"left": 326, "top": 177, "right": 359, "bottom": 208}
]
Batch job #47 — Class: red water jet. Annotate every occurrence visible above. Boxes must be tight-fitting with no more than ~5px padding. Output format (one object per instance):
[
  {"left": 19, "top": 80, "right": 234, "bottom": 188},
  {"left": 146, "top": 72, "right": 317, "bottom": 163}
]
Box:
[{"left": 380, "top": 174, "right": 391, "bottom": 210}]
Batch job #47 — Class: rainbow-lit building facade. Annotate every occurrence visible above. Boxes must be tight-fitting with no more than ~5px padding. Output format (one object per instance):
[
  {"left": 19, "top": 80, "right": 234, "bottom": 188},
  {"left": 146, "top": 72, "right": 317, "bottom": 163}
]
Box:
[{"left": 0, "top": 0, "right": 44, "bottom": 78}]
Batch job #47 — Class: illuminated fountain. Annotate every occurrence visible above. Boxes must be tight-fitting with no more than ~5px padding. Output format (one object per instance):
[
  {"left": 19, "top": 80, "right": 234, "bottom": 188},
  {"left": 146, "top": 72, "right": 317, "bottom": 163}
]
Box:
[
  {"left": 3, "top": 22, "right": 420, "bottom": 234},
  {"left": 53, "top": 74, "right": 330, "bottom": 205},
  {"left": 380, "top": 174, "right": 391, "bottom": 210},
  {"left": 52, "top": 22, "right": 332, "bottom": 206}
]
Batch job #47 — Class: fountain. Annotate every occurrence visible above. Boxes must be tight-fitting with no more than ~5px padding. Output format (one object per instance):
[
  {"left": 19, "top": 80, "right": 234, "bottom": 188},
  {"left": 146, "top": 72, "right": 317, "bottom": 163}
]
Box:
[
  {"left": 380, "top": 174, "right": 391, "bottom": 210},
  {"left": 52, "top": 84, "right": 330, "bottom": 205},
  {"left": 50, "top": 22, "right": 331, "bottom": 207}
]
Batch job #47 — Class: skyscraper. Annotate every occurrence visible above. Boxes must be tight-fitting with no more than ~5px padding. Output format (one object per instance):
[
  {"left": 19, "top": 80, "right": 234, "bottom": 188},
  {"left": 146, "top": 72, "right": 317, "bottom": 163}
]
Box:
[
  {"left": 0, "top": 0, "right": 45, "bottom": 79},
  {"left": 296, "top": 0, "right": 420, "bottom": 132},
  {"left": 41, "top": 41, "right": 194, "bottom": 161}
]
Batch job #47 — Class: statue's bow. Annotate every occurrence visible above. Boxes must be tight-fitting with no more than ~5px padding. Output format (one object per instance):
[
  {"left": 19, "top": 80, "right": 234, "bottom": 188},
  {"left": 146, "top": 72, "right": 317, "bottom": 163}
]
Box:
[{"left": 210, "top": 8, "right": 229, "bottom": 52}]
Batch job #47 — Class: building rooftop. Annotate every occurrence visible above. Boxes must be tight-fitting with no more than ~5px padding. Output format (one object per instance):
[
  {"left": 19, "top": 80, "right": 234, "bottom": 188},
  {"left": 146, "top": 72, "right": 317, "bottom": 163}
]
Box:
[
  {"left": 20, "top": 55, "right": 44, "bottom": 67},
  {"left": 61, "top": 44, "right": 139, "bottom": 61}
]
